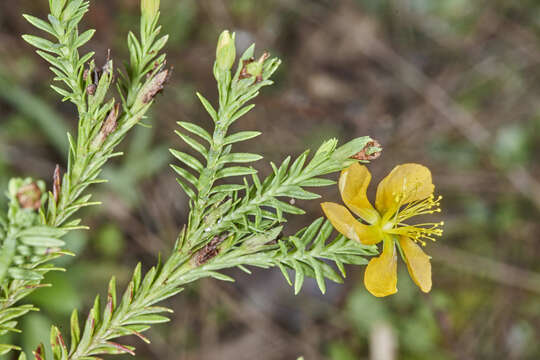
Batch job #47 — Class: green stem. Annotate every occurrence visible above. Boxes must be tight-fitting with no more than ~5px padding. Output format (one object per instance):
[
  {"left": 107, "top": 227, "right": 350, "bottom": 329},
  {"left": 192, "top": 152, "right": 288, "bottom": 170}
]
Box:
[
  {"left": 189, "top": 103, "right": 231, "bottom": 237},
  {"left": 190, "top": 161, "right": 327, "bottom": 243},
  {"left": 0, "top": 231, "right": 17, "bottom": 285}
]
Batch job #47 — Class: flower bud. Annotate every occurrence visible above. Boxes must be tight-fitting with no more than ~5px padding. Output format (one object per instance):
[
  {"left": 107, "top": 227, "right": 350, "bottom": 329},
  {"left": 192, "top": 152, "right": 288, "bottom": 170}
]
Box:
[
  {"left": 216, "top": 31, "right": 236, "bottom": 71},
  {"left": 8, "top": 178, "right": 46, "bottom": 211},
  {"left": 239, "top": 52, "right": 270, "bottom": 83},
  {"left": 352, "top": 140, "right": 383, "bottom": 161},
  {"left": 141, "top": 0, "right": 160, "bottom": 19}
]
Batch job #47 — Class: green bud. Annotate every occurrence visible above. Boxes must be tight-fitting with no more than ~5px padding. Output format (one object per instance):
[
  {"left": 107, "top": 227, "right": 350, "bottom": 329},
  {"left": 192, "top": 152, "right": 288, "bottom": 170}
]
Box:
[
  {"left": 141, "top": 0, "right": 160, "bottom": 19},
  {"left": 246, "top": 61, "right": 263, "bottom": 78},
  {"left": 241, "top": 52, "right": 270, "bottom": 83},
  {"left": 216, "top": 31, "right": 236, "bottom": 71}
]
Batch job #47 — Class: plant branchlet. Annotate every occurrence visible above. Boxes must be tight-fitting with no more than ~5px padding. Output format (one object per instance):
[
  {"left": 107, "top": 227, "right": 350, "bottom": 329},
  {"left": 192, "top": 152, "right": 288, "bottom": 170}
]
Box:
[{"left": 0, "top": 1, "right": 385, "bottom": 358}]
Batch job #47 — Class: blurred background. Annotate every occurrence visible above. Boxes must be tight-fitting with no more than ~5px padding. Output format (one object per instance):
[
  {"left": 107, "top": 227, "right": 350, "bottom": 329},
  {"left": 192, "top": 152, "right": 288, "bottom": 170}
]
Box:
[{"left": 1, "top": 0, "right": 540, "bottom": 359}]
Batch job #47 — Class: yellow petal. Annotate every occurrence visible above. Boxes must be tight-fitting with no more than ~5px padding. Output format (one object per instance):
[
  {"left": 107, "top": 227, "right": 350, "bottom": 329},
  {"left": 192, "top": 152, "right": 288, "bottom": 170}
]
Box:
[
  {"left": 375, "top": 163, "right": 435, "bottom": 215},
  {"left": 364, "top": 239, "right": 398, "bottom": 297},
  {"left": 339, "top": 163, "right": 379, "bottom": 224},
  {"left": 398, "top": 236, "right": 432, "bottom": 293},
  {"left": 321, "top": 202, "right": 382, "bottom": 245}
]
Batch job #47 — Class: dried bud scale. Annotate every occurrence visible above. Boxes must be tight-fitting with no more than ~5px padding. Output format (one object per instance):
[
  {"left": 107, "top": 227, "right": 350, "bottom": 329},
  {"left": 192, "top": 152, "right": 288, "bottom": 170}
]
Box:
[
  {"left": 352, "top": 140, "right": 383, "bottom": 161},
  {"left": 53, "top": 165, "right": 61, "bottom": 203},
  {"left": 192, "top": 234, "right": 227, "bottom": 266},
  {"left": 92, "top": 102, "right": 120, "bottom": 148},
  {"left": 239, "top": 52, "right": 270, "bottom": 83},
  {"left": 141, "top": 68, "right": 171, "bottom": 104}
]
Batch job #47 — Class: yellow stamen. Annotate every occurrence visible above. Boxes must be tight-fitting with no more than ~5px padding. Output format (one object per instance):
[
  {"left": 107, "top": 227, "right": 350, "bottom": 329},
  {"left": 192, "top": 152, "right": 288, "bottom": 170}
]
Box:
[
  {"left": 395, "top": 195, "right": 442, "bottom": 223},
  {"left": 382, "top": 195, "right": 443, "bottom": 246},
  {"left": 387, "top": 222, "right": 443, "bottom": 246}
]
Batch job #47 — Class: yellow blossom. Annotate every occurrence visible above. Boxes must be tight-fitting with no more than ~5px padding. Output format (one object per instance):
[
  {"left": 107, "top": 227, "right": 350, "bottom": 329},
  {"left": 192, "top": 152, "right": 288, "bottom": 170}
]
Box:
[{"left": 321, "top": 163, "right": 443, "bottom": 297}]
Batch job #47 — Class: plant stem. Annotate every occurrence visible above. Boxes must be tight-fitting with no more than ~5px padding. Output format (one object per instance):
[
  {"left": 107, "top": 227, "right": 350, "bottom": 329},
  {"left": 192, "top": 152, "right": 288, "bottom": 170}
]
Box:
[{"left": 0, "top": 231, "right": 16, "bottom": 285}]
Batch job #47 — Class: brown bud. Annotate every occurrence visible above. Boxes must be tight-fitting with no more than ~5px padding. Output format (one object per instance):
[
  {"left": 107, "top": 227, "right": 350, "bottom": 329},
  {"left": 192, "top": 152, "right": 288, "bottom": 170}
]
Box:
[
  {"left": 102, "top": 103, "right": 120, "bottom": 136},
  {"left": 53, "top": 165, "right": 61, "bottom": 203},
  {"left": 33, "top": 346, "right": 44, "bottom": 360},
  {"left": 86, "top": 83, "right": 97, "bottom": 96},
  {"left": 192, "top": 234, "right": 226, "bottom": 266},
  {"left": 142, "top": 68, "right": 171, "bottom": 104},
  {"left": 92, "top": 103, "right": 120, "bottom": 147},
  {"left": 16, "top": 182, "right": 42, "bottom": 210},
  {"left": 85, "top": 52, "right": 113, "bottom": 96},
  {"left": 102, "top": 49, "right": 112, "bottom": 73},
  {"left": 352, "top": 140, "right": 382, "bottom": 161}
]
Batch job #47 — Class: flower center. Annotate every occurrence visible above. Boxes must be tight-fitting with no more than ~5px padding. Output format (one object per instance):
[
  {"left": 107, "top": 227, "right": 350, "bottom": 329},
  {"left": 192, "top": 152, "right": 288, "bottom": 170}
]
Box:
[{"left": 381, "top": 194, "right": 444, "bottom": 245}]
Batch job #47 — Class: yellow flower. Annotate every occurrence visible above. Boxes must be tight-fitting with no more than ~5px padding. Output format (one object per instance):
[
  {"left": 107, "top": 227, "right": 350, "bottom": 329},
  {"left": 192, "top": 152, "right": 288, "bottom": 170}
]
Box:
[{"left": 321, "top": 163, "right": 443, "bottom": 297}]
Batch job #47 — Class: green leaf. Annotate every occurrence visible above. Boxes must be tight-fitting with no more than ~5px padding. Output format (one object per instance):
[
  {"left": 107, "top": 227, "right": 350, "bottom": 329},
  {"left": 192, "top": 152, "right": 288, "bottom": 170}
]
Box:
[
  {"left": 123, "top": 314, "right": 170, "bottom": 325},
  {"left": 196, "top": 92, "right": 218, "bottom": 122},
  {"left": 170, "top": 149, "right": 204, "bottom": 173},
  {"left": 277, "top": 263, "right": 292, "bottom": 286},
  {"left": 299, "top": 217, "right": 324, "bottom": 244},
  {"left": 219, "top": 153, "right": 263, "bottom": 164},
  {"left": 300, "top": 178, "right": 336, "bottom": 187},
  {"left": 171, "top": 164, "right": 198, "bottom": 185},
  {"left": 8, "top": 268, "right": 43, "bottom": 281},
  {"left": 215, "top": 166, "right": 257, "bottom": 179},
  {"left": 309, "top": 258, "right": 326, "bottom": 294},
  {"left": 209, "top": 184, "right": 245, "bottom": 194},
  {"left": 19, "top": 226, "right": 65, "bottom": 238},
  {"left": 175, "top": 130, "right": 208, "bottom": 159},
  {"left": 208, "top": 272, "right": 235, "bottom": 282},
  {"left": 289, "top": 150, "right": 309, "bottom": 177},
  {"left": 70, "top": 309, "right": 81, "bottom": 352},
  {"left": 177, "top": 121, "right": 212, "bottom": 143},
  {"left": 50, "top": 0, "right": 67, "bottom": 18},
  {"left": 271, "top": 199, "right": 305, "bottom": 215},
  {"left": 229, "top": 104, "right": 255, "bottom": 124},
  {"left": 0, "top": 344, "right": 19, "bottom": 356},
  {"left": 176, "top": 178, "right": 196, "bottom": 199},
  {"left": 223, "top": 131, "right": 261, "bottom": 145},
  {"left": 92, "top": 342, "right": 135, "bottom": 355},
  {"left": 0, "top": 305, "right": 37, "bottom": 324},
  {"left": 74, "top": 29, "right": 95, "bottom": 48},
  {"left": 22, "top": 35, "right": 58, "bottom": 52},
  {"left": 19, "top": 236, "right": 65, "bottom": 248},
  {"left": 22, "top": 14, "right": 56, "bottom": 36},
  {"left": 280, "top": 186, "right": 321, "bottom": 200},
  {"left": 293, "top": 261, "right": 305, "bottom": 295}
]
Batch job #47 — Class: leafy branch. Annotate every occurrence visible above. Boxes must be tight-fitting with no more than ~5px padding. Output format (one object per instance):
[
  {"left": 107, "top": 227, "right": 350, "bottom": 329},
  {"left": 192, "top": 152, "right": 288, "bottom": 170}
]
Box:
[
  {"left": 1, "top": 2, "right": 384, "bottom": 357},
  {"left": 0, "top": 0, "right": 168, "bottom": 354},
  {"left": 29, "top": 216, "right": 375, "bottom": 360},
  {"left": 19, "top": 29, "right": 382, "bottom": 359}
]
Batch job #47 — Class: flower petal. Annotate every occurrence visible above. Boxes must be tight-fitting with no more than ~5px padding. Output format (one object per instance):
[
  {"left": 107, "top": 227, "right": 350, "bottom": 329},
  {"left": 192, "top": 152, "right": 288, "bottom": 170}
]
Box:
[
  {"left": 398, "top": 236, "right": 432, "bottom": 293},
  {"left": 375, "top": 163, "right": 435, "bottom": 215},
  {"left": 321, "top": 202, "right": 381, "bottom": 245},
  {"left": 339, "top": 163, "right": 379, "bottom": 224},
  {"left": 364, "top": 239, "right": 398, "bottom": 297}
]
